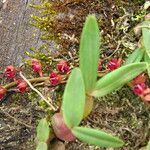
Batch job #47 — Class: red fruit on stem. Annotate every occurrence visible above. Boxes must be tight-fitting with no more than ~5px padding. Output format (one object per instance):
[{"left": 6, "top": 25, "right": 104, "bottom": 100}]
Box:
[
  {"left": 49, "top": 72, "right": 61, "bottom": 86},
  {"left": 57, "top": 60, "right": 70, "bottom": 74},
  {"left": 16, "top": 80, "right": 27, "bottom": 93},
  {"left": 4, "top": 65, "right": 16, "bottom": 78},
  {"left": 108, "top": 58, "right": 122, "bottom": 71},
  {"left": 31, "top": 59, "right": 43, "bottom": 76},
  {"left": 52, "top": 113, "right": 76, "bottom": 141},
  {"left": 133, "top": 83, "right": 146, "bottom": 95},
  {"left": 0, "top": 86, "right": 6, "bottom": 99}
]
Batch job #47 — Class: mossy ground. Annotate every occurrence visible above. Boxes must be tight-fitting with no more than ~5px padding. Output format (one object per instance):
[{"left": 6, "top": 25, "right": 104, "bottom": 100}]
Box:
[{"left": 0, "top": 0, "right": 150, "bottom": 150}]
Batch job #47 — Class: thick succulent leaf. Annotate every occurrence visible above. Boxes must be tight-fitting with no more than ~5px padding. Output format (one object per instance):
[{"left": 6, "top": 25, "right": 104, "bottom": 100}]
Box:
[
  {"left": 142, "top": 21, "right": 150, "bottom": 58},
  {"left": 92, "top": 63, "right": 147, "bottom": 97},
  {"left": 147, "top": 141, "right": 150, "bottom": 150},
  {"left": 79, "top": 15, "right": 100, "bottom": 93},
  {"left": 36, "top": 142, "right": 47, "bottom": 150},
  {"left": 62, "top": 68, "right": 85, "bottom": 128},
  {"left": 37, "top": 118, "right": 50, "bottom": 142},
  {"left": 72, "top": 127, "right": 124, "bottom": 148},
  {"left": 124, "top": 48, "right": 144, "bottom": 65}
]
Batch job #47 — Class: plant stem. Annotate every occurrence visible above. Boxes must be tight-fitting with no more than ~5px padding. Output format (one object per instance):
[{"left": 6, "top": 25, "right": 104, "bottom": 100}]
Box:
[{"left": 4, "top": 77, "right": 49, "bottom": 89}]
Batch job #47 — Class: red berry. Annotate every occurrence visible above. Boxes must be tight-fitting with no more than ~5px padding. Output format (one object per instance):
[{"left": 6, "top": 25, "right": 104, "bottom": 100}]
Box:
[
  {"left": 108, "top": 58, "right": 122, "bottom": 71},
  {"left": 0, "top": 86, "right": 6, "bottom": 99},
  {"left": 57, "top": 60, "right": 70, "bottom": 74},
  {"left": 49, "top": 72, "right": 61, "bottom": 86},
  {"left": 31, "top": 59, "right": 42, "bottom": 76},
  {"left": 4, "top": 65, "right": 16, "bottom": 78},
  {"left": 133, "top": 83, "right": 146, "bottom": 95},
  {"left": 16, "top": 80, "right": 27, "bottom": 93}
]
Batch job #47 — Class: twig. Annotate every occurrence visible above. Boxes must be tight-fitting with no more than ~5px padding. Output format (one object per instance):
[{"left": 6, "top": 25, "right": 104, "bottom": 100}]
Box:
[
  {"left": 0, "top": 109, "right": 33, "bottom": 129},
  {"left": 19, "top": 72, "right": 56, "bottom": 111},
  {"left": 102, "top": 41, "right": 121, "bottom": 61},
  {"left": 4, "top": 76, "right": 49, "bottom": 89}
]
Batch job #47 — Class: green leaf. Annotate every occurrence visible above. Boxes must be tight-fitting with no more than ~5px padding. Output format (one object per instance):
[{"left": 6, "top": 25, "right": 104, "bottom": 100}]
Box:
[
  {"left": 37, "top": 118, "right": 50, "bottom": 142},
  {"left": 144, "top": 52, "right": 150, "bottom": 78},
  {"left": 92, "top": 63, "right": 147, "bottom": 97},
  {"left": 144, "top": 52, "right": 150, "bottom": 63},
  {"left": 124, "top": 48, "right": 144, "bottom": 65},
  {"left": 142, "top": 21, "right": 150, "bottom": 58},
  {"left": 147, "top": 141, "right": 150, "bottom": 150},
  {"left": 36, "top": 142, "right": 48, "bottom": 150},
  {"left": 79, "top": 15, "right": 100, "bottom": 93},
  {"left": 62, "top": 68, "right": 85, "bottom": 128},
  {"left": 72, "top": 127, "right": 124, "bottom": 148}
]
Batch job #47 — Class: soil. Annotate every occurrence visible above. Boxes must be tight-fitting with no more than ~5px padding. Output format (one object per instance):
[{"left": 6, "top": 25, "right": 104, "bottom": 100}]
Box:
[{"left": 0, "top": 0, "right": 150, "bottom": 150}]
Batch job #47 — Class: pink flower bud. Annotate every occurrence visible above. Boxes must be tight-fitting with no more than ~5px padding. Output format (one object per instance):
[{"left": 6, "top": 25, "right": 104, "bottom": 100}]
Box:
[
  {"left": 49, "top": 72, "right": 61, "bottom": 86},
  {"left": 133, "top": 83, "right": 146, "bottom": 95},
  {"left": 16, "top": 80, "right": 27, "bottom": 93},
  {"left": 31, "top": 59, "right": 43, "bottom": 76},
  {"left": 57, "top": 60, "right": 70, "bottom": 74},
  {"left": 52, "top": 113, "right": 76, "bottom": 141},
  {"left": 0, "top": 86, "right": 6, "bottom": 99},
  {"left": 108, "top": 58, "right": 122, "bottom": 71},
  {"left": 4, "top": 65, "right": 17, "bottom": 78}
]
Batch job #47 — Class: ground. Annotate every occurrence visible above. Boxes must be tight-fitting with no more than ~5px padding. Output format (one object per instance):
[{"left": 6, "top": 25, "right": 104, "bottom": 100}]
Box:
[{"left": 0, "top": 0, "right": 150, "bottom": 150}]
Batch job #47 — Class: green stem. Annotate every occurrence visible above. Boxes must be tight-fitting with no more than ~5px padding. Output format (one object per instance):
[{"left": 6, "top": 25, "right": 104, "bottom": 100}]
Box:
[{"left": 4, "top": 77, "right": 49, "bottom": 89}]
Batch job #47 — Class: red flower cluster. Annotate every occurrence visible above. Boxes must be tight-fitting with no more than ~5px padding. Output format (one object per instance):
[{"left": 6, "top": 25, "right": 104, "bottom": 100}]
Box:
[
  {"left": 49, "top": 60, "right": 70, "bottom": 86},
  {"left": 4, "top": 65, "right": 16, "bottom": 79},
  {"left": 108, "top": 58, "right": 122, "bottom": 71},
  {"left": 0, "top": 65, "right": 28, "bottom": 99},
  {"left": 31, "top": 59, "right": 43, "bottom": 76},
  {"left": 49, "top": 72, "right": 61, "bottom": 86},
  {"left": 16, "top": 80, "right": 28, "bottom": 93},
  {"left": 131, "top": 73, "right": 146, "bottom": 85},
  {"left": 132, "top": 74, "right": 147, "bottom": 96},
  {"left": 57, "top": 60, "right": 70, "bottom": 74},
  {"left": 133, "top": 83, "right": 146, "bottom": 95}
]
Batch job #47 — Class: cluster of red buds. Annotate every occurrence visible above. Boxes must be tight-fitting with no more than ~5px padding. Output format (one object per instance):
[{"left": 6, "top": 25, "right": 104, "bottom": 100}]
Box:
[
  {"left": 108, "top": 58, "right": 122, "bottom": 71},
  {"left": 0, "top": 65, "right": 28, "bottom": 100},
  {"left": 31, "top": 59, "right": 43, "bottom": 77},
  {"left": 130, "top": 74, "right": 150, "bottom": 103},
  {"left": 131, "top": 74, "right": 147, "bottom": 95},
  {"left": 0, "top": 59, "right": 70, "bottom": 100},
  {"left": 5, "top": 65, "right": 17, "bottom": 79},
  {"left": 98, "top": 58, "right": 122, "bottom": 72},
  {"left": 49, "top": 60, "right": 70, "bottom": 86}
]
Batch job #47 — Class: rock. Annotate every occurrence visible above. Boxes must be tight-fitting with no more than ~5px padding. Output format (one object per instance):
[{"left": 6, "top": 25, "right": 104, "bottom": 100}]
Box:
[{"left": 50, "top": 141, "right": 65, "bottom": 150}]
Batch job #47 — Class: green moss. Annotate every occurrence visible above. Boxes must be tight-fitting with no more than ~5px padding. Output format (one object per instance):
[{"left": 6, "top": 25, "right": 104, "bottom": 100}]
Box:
[{"left": 30, "top": 1, "right": 58, "bottom": 41}]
